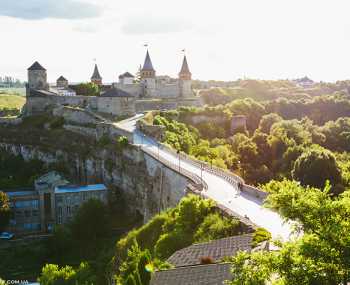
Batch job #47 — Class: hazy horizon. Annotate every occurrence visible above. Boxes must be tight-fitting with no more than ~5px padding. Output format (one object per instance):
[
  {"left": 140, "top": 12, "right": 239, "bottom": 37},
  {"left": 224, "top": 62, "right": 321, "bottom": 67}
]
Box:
[{"left": 2, "top": 0, "right": 350, "bottom": 83}]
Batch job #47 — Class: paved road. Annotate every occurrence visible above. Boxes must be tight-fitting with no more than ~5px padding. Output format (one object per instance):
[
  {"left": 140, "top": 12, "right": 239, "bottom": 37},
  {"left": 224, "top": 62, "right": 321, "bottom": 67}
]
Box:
[{"left": 117, "top": 115, "right": 293, "bottom": 241}]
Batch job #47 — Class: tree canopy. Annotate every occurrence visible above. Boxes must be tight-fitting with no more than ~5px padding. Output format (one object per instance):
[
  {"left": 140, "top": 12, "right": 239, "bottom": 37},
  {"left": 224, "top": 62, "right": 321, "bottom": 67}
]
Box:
[
  {"left": 0, "top": 191, "right": 10, "bottom": 232},
  {"left": 228, "top": 180, "right": 350, "bottom": 285}
]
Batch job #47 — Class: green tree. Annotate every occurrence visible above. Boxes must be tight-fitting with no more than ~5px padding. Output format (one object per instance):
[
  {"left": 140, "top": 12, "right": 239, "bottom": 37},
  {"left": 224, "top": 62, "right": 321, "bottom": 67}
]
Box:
[
  {"left": 74, "top": 82, "right": 100, "bottom": 96},
  {"left": 292, "top": 147, "right": 342, "bottom": 190},
  {"left": 0, "top": 191, "right": 10, "bottom": 232},
  {"left": 71, "top": 199, "right": 111, "bottom": 245},
  {"left": 258, "top": 113, "right": 282, "bottom": 134},
  {"left": 228, "top": 180, "right": 350, "bottom": 285},
  {"left": 38, "top": 262, "right": 95, "bottom": 285}
]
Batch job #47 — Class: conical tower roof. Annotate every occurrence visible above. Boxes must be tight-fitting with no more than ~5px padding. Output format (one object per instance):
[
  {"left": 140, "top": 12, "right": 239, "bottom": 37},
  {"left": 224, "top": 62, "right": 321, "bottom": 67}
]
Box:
[
  {"left": 141, "top": 50, "right": 155, "bottom": 71},
  {"left": 91, "top": 64, "right": 102, "bottom": 80},
  {"left": 179, "top": 55, "right": 191, "bottom": 75}
]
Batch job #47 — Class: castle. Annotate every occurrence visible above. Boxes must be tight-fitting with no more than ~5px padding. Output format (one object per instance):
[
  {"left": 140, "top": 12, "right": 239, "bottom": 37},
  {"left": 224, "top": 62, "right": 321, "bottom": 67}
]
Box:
[
  {"left": 23, "top": 50, "right": 199, "bottom": 118},
  {"left": 112, "top": 50, "right": 193, "bottom": 98}
]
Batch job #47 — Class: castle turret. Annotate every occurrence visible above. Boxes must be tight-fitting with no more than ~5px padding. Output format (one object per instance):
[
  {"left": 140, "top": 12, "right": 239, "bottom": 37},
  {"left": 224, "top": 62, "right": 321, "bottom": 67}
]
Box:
[
  {"left": 141, "top": 50, "right": 156, "bottom": 97},
  {"left": 56, "top": 76, "right": 68, "bottom": 88},
  {"left": 27, "top": 61, "right": 49, "bottom": 93},
  {"left": 179, "top": 55, "right": 192, "bottom": 97},
  {"left": 91, "top": 64, "right": 102, "bottom": 85}
]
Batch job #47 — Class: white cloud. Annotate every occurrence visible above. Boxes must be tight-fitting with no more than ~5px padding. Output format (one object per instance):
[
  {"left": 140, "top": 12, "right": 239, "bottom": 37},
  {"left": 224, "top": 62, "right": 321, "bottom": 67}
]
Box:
[{"left": 0, "top": 0, "right": 102, "bottom": 20}]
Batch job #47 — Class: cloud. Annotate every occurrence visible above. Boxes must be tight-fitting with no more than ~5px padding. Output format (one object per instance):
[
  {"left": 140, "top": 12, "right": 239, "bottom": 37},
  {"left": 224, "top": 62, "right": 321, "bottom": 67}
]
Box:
[
  {"left": 121, "top": 15, "right": 193, "bottom": 35},
  {"left": 0, "top": 0, "right": 102, "bottom": 20}
]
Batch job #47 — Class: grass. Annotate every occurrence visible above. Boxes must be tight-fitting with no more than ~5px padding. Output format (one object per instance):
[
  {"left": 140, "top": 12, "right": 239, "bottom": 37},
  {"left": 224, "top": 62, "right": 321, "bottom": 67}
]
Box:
[{"left": 0, "top": 93, "right": 26, "bottom": 110}]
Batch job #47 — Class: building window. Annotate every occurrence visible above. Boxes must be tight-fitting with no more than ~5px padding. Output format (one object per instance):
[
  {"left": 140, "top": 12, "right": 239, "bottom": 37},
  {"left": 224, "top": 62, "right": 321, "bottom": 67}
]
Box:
[
  {"left": 24, "top": 210, "right": 31, "bottom": 218},
  {"left": 15, "top": 211, "right": 23, "bottom": 218},
  {"left": 32, "top": 210, "right": 39, "bottom": 217},
  {"left": 56, "top": 196, "right": 63, "bottom": 203},
  {"left": 67, "top": 206, "right": 71, "bottom": 215},
  {"left": 57, "top": 206, "right": 63, "bottom": 224}
]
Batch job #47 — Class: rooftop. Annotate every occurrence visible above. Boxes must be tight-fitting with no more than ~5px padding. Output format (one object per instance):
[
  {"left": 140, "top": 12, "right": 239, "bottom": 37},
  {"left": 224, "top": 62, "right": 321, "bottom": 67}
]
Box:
[
  {"left": 150, "top": 263, "right": 232, "bottom": 285},
  {"left": 28, "top": 89, "right": 58, "bottom": 97},
  {"left": 55, "top": 184, "right": 107, "bottom": 194},
  {"left": 57, "top": 75, "right": 68, "bottom": 81},
  {"left": 167, "top": 234, "right": 253, "bottom": 267},
  {"left": 6, "top": 190, "right": 37, "bottom": 197},
  {"left": 91, "top": 64, "right": 102, "bottom": 80},
  {"left": 28, "top": 61, "right": 46, "bottom": 71},
  {"left": 119, "top": 72, "right": 134, "bottom": 79},
  {"left": 179, "top": 55, "right": 191, "bottom": 75},
  {"left": 142, "top": 50, "right": 155, "bottom": 71}
]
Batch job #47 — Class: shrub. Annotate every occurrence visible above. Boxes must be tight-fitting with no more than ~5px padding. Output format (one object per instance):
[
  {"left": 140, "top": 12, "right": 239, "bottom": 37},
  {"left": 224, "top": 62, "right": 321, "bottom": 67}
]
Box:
[
  {"left": 194, "top": 213, "right": 240, "bottom": 243},
  {"left": 252, "top": 228, "right": 271, "bottom": 247}
]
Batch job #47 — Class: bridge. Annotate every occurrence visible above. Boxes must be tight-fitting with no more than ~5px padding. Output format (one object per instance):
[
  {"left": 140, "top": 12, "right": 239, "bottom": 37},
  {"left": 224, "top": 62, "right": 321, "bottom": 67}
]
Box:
[{"left": 116, "top": 114, "right": 293, "bottom": 241}]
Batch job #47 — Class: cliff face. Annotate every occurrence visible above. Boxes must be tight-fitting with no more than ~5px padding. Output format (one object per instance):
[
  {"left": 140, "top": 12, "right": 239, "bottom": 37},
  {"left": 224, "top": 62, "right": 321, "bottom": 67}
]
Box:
[{"left": 0, "top": 134, "right": 190, "bottom": 221}]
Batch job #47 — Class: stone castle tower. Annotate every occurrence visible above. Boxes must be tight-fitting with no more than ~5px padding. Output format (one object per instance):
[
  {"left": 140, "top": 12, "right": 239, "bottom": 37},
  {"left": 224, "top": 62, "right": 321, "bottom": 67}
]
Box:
[
  {"left": 27, "top": 61, "right": 49, "bottom": 96},
  {"left": 179, "top": 55, "right": 192, "bottom": 97},
  {"left": 141, "top": 50, "right": 156, "bottom": 97},
  {"left": 91, "top": 64, "right": 102, "bottom": 85}
]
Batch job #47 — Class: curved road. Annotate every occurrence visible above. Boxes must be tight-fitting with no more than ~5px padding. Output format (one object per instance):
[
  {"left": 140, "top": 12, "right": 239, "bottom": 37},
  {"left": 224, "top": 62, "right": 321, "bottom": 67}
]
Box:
[{"left": 116, "top": 115, "right": 293, "bottom": 241}]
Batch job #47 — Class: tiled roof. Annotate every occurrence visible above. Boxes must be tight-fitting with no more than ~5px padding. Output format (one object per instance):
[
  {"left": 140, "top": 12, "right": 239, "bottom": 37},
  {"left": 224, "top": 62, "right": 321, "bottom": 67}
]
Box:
[
  {"left": 100, "top": 88, "right": 134, "bottom": 98},
  {"left": 28, "top": 61, "right": 46, "bottom": 71},
  {"left": 150, "top": 263, "right": 232, "bottom": 285},
  {"left": 119, "top": 72, "right": 134, "bottom": 79},
  {"left": 142, "top": 50, "right": 155, "bottom": 71},
  {"left": 167, "top": 234, "right": 253, "bottom": 267}
]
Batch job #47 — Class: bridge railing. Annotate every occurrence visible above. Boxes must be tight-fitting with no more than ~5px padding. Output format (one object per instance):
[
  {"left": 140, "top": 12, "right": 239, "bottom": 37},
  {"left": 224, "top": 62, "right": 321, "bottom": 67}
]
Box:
[
  {"left": 141, "top": 145, "right": 208, "bottom": 192},
  {"left": 137, "top": 131, "right": 267, "bottom": 200}
]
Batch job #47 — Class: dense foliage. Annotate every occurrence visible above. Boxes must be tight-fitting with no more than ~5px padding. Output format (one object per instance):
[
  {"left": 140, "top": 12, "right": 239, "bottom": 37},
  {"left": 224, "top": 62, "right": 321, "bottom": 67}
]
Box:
[
  {"left": 0, "top": 150, "right": 45, "bottom": 189},
  {"left": 153, "top": 94, "right": 350, "bottom": 190},
  {"left": 114, "top": 195, "right": 257, "bottom": 284},
  {"left": 73, "top": 82, "right": 100, "bottom": 96},
  {"left": 228, "top": 180, "right": 350, "bottom": 285},
  {"left": 0, "top": 191, "right": 10, "bottom": 232}
]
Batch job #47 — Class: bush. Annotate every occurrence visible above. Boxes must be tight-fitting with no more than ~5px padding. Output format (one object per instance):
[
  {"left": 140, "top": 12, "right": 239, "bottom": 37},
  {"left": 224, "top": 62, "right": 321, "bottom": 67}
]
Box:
[
  {"left": 194, "top": 213, "right": 240, "bottom": 243},
  {"left": 252, "top": 228, "right": 271, "bottom": 247},
  {"left": 154, "top": 229, "right": 193, "bottom": 259}
]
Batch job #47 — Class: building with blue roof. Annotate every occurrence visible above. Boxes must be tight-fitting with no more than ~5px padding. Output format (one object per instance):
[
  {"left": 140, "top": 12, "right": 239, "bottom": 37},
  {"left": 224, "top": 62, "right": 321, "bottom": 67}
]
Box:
[{"left": 4, "top": 172, "right": 108, "bottom": 235}]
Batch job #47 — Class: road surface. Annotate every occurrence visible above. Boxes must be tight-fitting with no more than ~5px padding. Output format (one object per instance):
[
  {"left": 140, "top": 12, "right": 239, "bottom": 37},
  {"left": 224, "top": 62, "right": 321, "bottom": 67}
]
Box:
[{"left": 116, "top": 115, "right": 293, "bottom": 241}]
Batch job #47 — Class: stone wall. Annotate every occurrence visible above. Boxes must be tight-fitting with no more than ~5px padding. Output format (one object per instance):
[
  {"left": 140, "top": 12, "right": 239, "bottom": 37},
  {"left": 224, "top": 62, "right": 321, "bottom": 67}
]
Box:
[
  {"left": 231, "top": 115, "right": 247, "bottom": 134},
  {"left": 157, "top": 84, "right": 179, "bottom": 98},
  {"left": 135, "top": 98, "right": 201, "bottom": 112},
  {"left": 53, "top": 106, "right": 100, "bottom": 125},
  {"left": 97, "top": 97, "right": 136, "bottom": 117},
  {"left": 24, "top": 93, "right": 136, "bottom": 118},
  {"left": 185, "top": 114, "right": 227, "bottom": 125}
]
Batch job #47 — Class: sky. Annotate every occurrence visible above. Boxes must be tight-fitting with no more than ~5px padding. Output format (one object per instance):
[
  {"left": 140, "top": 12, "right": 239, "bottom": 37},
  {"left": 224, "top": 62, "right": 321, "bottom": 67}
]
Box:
[{"left": 1, "top": 0, "right": 350, "bottom": 83}]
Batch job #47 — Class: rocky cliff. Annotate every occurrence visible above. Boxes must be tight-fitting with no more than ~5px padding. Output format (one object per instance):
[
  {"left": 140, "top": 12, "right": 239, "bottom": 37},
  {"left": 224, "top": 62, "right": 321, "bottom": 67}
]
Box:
[{"left": 0, "top": 124, "right": 191, "bottom": 221}]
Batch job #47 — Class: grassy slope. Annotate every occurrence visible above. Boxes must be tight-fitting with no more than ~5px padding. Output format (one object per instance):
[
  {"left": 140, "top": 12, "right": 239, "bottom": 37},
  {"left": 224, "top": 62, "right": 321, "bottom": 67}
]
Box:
[{"left": 0, "top": 93, "right": 26, "bottom": 110}]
